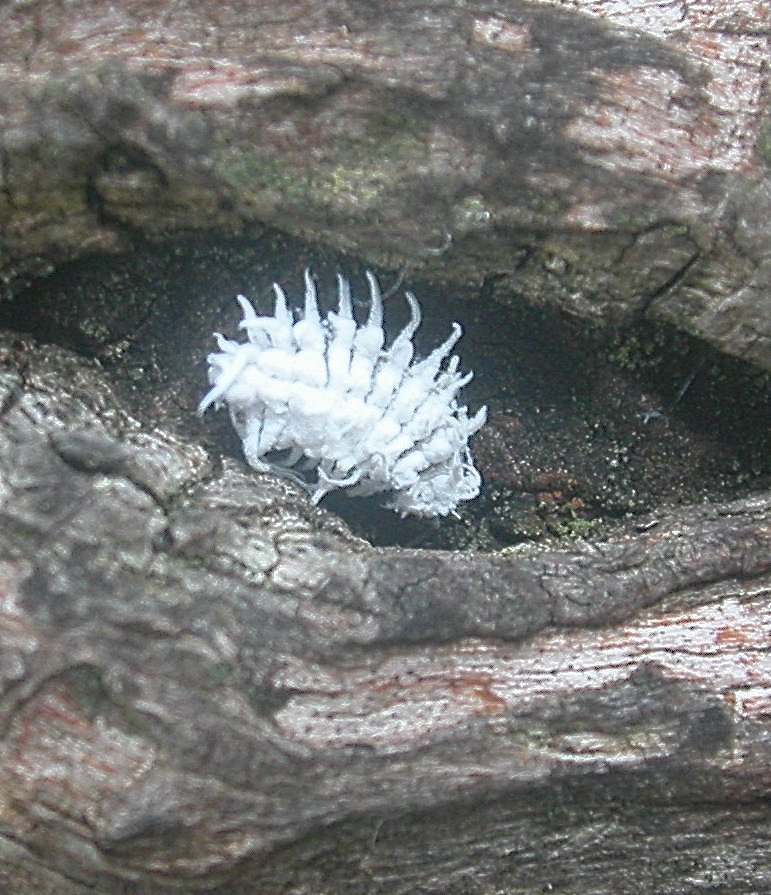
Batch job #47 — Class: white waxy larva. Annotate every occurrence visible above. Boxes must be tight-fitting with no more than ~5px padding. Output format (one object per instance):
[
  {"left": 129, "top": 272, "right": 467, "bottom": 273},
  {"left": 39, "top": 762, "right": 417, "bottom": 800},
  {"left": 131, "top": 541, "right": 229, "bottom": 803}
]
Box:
[{"left": 198, "top": 271, "right": 487, "bottom": 517}]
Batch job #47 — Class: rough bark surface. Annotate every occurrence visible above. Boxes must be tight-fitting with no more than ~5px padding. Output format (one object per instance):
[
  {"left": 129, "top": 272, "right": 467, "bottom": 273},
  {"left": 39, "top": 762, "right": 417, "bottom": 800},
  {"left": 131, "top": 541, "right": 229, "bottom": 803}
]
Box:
[
  {"left": 0, "top": 0, "right": 769, "bottom": 370},
  {"left": 0, "top": 334, "right": 770, "bottom": 893},
  {"left": 1, "top": 1, "right": 770, "bottom": 892}
]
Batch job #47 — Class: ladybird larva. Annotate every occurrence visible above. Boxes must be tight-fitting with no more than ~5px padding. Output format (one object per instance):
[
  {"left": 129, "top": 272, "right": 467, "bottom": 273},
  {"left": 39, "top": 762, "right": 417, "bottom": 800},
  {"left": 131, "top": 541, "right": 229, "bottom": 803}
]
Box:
[{"left": 199, "top": 271, "right": 486, "bottom": 517}]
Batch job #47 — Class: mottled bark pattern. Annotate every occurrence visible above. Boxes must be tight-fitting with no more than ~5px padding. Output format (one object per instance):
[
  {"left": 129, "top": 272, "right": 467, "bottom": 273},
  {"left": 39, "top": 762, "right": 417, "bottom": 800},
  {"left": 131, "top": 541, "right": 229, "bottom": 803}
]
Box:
[
  {"left": 0, "top": 335, "right": 769, "bottom": 893},
  {"left": 0, "top": 0, "right": 770, "bottom": 892},
  {"left": 0, "top": 0, "right": 769, "bottom": 370}
]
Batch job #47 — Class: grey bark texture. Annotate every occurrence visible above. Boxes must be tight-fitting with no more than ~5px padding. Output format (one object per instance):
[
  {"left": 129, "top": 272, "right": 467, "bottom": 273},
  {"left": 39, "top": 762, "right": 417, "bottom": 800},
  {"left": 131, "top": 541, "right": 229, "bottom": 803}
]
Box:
[
  {"left": 0, "top": 337, "right": 770, "bottom": 893},
  {"left": 0, "top": 1, "right": 770, "bottom": 893},
  {"left": 1, "top": 0, "right": 769, "bottom": 370}
]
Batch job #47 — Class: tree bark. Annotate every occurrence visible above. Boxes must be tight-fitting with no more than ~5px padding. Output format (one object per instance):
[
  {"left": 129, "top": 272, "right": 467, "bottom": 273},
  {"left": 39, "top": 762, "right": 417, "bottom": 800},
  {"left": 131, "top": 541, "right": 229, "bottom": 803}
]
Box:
[
  {"left": 0, "top": 1, "right": 770, "bottom": 891},
  {"left": 0, "top": 334, "right": 769, "bottom": 893},
  {"left": 1, "top": 0, "right": 769, "bottom": 369}
]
